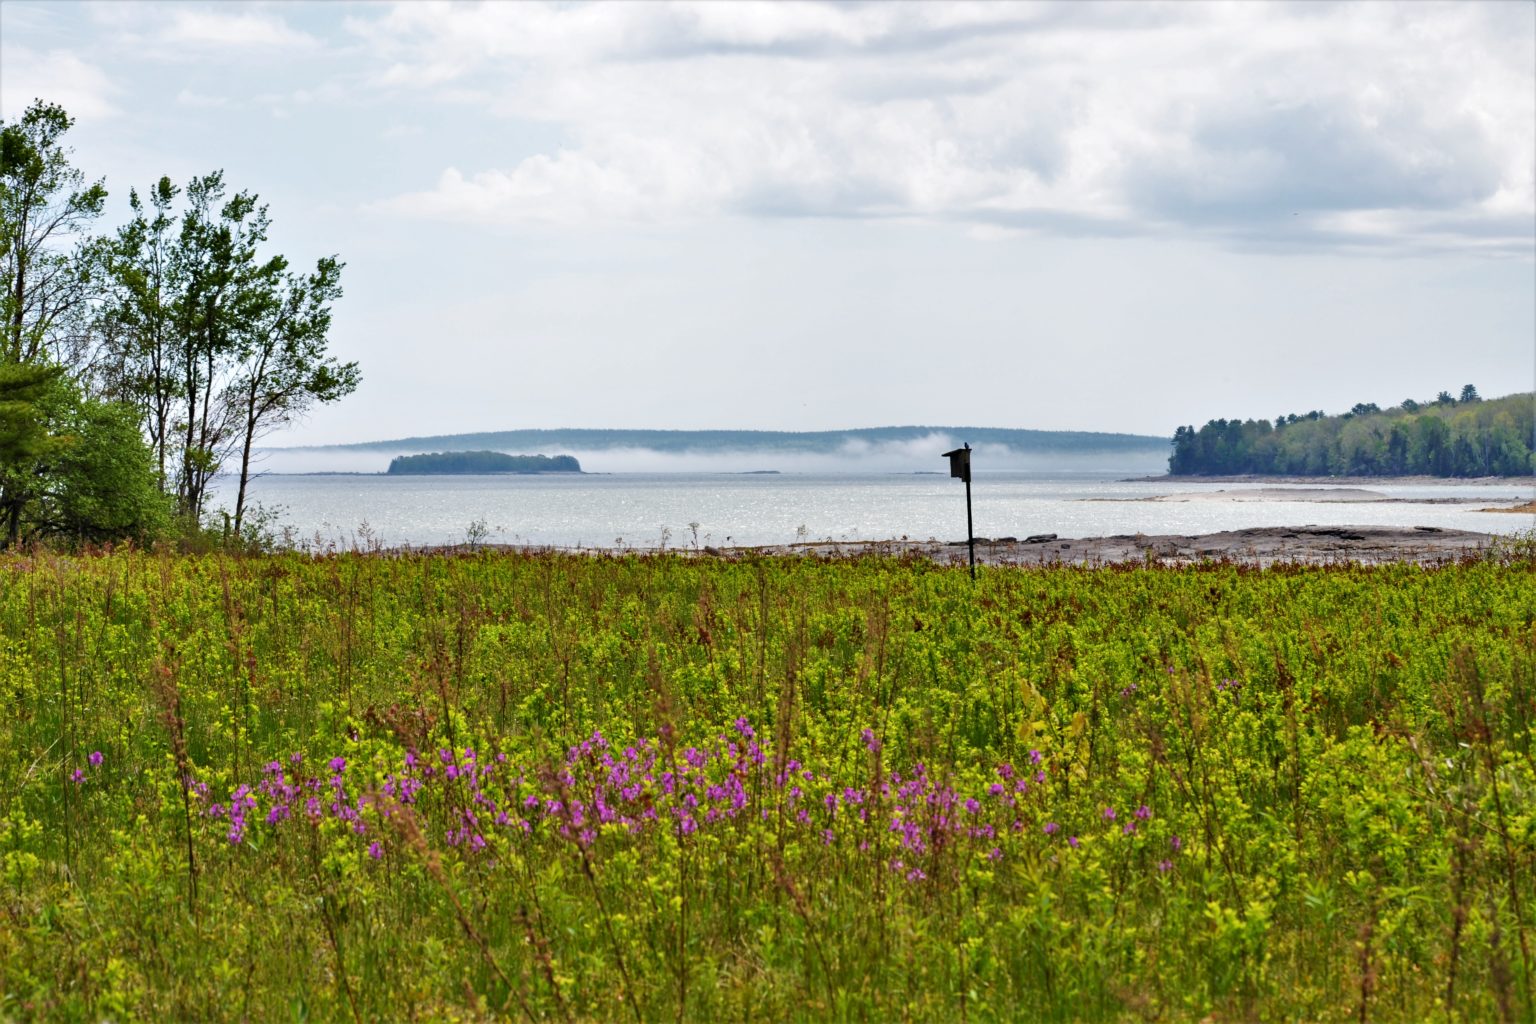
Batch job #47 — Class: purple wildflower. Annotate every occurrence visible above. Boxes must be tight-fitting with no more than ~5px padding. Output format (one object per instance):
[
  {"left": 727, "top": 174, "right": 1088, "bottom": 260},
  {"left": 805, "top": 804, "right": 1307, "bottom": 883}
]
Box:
[
  {"left": 1135, "top": 804, "right": 1150, "bottom": 820},
  {"left": 1043, "top": 821, "right": 1059, "bottom": 835},
  {"left": 88, "top": 751, "right": 103, "bottom": 767},
  {"left": 70, "top": 768, "right": 85, "bottom": 784},
  {"left": 1102, "top": 807, "right": 1116, "bottom": 821},
  {"left": 369, "top": 842, "right": 383, "bottom": 860}
]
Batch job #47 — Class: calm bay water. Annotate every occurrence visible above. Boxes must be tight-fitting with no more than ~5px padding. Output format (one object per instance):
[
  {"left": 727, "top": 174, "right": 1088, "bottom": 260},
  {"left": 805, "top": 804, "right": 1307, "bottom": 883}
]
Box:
[{"left": 212, "top": 472, "right": 1536, "bottom": 549}]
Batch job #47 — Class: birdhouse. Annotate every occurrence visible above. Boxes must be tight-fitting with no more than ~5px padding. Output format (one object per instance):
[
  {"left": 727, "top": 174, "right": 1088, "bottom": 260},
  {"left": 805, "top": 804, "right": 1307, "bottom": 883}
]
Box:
[{"left": 942, "top": 445, "right": 971, "bottom": 483}]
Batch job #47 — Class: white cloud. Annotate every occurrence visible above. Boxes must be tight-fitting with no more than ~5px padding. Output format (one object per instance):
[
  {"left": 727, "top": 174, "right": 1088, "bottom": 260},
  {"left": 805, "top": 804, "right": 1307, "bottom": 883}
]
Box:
[
  {"left": 358, "top": 0, "right": 1533, "bottom": 254},
  {"left": 381, "top": 159, "right": 669, "bottom": 225},
  {"left": 174, "top": 88, "right": 227, "bottom": 108},
  {"left": 161, "top": 9, "right": 319, "bottom": 50},
  {"left": 83, "top": 3, "right": 322, "bottom": 57},
  {"left": 0, "top": 47, "right": 117, "bottom": 120}
]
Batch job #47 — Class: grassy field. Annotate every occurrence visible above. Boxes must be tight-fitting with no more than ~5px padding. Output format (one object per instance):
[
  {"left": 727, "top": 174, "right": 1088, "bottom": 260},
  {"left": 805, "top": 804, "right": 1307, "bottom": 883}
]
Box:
[{"left": 1, "top": 549, "right": 1533, "bottom": 1022}]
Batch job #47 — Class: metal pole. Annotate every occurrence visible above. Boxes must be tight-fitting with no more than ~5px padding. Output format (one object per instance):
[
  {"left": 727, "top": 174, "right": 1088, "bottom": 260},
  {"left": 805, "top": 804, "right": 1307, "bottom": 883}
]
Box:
[
  {"left": 965, "top": 471, "right": 975, "bottom": 580},
  {"left": 942, "top": 443, "right": 977, "bottom": 580}
]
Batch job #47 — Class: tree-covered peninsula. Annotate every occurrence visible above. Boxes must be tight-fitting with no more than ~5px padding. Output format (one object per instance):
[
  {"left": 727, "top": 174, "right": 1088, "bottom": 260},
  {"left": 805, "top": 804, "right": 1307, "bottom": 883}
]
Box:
[
  {"left": 1168, "top": 388, "right": 1534, "bottom": 476},
  {"left": 386, "top": 450, "right": 581, "bottom": 474}
]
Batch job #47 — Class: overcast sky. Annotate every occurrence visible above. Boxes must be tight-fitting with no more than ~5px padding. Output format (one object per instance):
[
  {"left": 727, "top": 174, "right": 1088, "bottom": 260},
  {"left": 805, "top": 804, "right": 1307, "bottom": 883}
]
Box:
[{"left": 2, "top": 0, "right": 1532, "bottom": 445}]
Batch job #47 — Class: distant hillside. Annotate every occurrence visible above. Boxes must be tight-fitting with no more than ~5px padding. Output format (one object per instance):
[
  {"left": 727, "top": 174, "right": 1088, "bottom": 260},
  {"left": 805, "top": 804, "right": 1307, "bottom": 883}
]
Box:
[
  {"left": 387, "top": 451, "right": 581, "bottom": 475},
  {"left": 293, "top": 425, "right": 1167, "bottom": 456},
  {"left": 1169, "top": 389, "right": 1534, "bottom": 477}
]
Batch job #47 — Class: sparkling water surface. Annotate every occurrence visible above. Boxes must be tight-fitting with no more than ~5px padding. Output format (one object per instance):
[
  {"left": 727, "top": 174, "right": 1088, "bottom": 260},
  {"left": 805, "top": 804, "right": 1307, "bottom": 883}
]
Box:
[{"left": 216, "top": 472, "right": 1535, "bottom": 549}]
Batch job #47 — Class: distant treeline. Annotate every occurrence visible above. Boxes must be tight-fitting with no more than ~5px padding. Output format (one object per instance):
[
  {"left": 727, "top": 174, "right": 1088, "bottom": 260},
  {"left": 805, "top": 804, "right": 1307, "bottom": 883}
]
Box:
[
  {"left": 386, "top": 451, "right": 581, "bottom": 475},
  {"left": 323, "top": 425, "right": 1167, "bottom": 456},
  {"left": 1169, "top": 388, "right": 1534, "bottom": 477}
]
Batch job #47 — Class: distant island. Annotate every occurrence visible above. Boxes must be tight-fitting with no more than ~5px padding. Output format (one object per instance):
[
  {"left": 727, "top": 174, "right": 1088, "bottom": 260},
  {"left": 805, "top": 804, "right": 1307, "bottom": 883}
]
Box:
[
  {"left": 386, "top": 451, "right": 582, "bottom": 475},
  {"left": 1169, "top": 388, "right": 1533, "bottom": 477}
]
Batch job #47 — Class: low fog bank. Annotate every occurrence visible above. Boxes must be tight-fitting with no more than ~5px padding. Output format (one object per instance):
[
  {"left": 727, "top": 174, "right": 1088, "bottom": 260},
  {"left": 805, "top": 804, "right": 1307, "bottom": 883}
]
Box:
[
  {"left": 570, "top": 443, "right": 1168, "bottom": 475},
  {"left": 255, "top": 435, "right": 1168, "bottom": 476}
]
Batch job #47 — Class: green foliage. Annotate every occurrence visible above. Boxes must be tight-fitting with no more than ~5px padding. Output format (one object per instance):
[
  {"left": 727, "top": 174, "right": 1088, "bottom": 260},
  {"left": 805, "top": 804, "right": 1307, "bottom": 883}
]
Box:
[
  {"left": 386, "top": 450, "right": 582, "bottom": 474},
  {"left": 44, "top": 398, "right": 172, "bottom": 544},
  {"left": 0, "top": 365, "right": 170, "bottom": 546},
  {"left": 2, "top": 550, "right": 1532, "bottom": 1021},
  {"left": 0, "top": 362, "right": 65, "bottom": 542},
  {"left": 2, "top": 101, "right": 361, "bottom": 538},
  {"left": 0, "top": 361, "right": 61, "bottom": 463},
  {"left": 1171, "top": 390, "right": 1535, "bottom": 476}
]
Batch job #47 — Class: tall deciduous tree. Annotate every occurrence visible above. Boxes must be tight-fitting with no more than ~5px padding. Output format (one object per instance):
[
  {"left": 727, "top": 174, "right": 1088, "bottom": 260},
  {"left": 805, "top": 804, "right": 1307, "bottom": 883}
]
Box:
[
  {"left": 1, "top": 100, "right": 118, "bottom": 547},
  {"left": 226, "top": 254, "right": 357, "bottom": 533},
  {"left": 0, "top": 100, "right": 107, "bottom": 368},
  {"left": 6, "top": 101, "right": 363, "bottom": 541},
  {"left": 103, "top": 170, "right": 359, "bottom": 525},
  {"left": 101, "top": 177, "right": 183, "bottom": 492},
  {"left": 171, "top": 172, "right": 270, "bottom": 520}
]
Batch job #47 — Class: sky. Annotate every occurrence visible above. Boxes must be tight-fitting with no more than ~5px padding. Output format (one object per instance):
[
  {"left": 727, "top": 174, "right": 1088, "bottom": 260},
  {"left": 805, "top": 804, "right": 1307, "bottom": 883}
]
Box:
[{"left": 2, "top": 0, "right": 1533, "bottom": 446}]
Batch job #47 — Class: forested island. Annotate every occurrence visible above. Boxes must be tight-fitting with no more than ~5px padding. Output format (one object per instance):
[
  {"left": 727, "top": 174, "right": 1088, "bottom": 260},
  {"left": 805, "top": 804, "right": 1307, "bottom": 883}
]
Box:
[
  {"left": 386, "top": 451, "right": 581, "bottom": 474},
  {"left": 1169, "top": 388, "right": 1534, "bottom": 476}
]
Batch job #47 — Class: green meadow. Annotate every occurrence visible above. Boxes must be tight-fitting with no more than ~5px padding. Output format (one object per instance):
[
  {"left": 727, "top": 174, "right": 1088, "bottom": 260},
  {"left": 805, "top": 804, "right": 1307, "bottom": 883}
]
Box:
[{"left": 1, "top": 550, "right": 1532, "bottom": 1022}]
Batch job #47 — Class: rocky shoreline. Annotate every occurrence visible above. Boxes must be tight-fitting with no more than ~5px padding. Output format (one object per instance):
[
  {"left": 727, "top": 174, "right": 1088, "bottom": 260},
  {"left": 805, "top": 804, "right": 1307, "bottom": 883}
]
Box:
[
  {"left": 744, "top": 524, "right": 1528, "bottom": 567},
  {"left": 1126, "top": 474, "right": 1535, "bottom": 486}
]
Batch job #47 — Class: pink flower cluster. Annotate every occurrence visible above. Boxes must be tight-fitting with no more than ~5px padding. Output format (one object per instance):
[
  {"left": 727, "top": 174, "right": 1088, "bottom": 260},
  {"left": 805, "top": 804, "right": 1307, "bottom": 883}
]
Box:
[{"left": 182, "top": 724, "right": 1175, "bottom": 882}]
